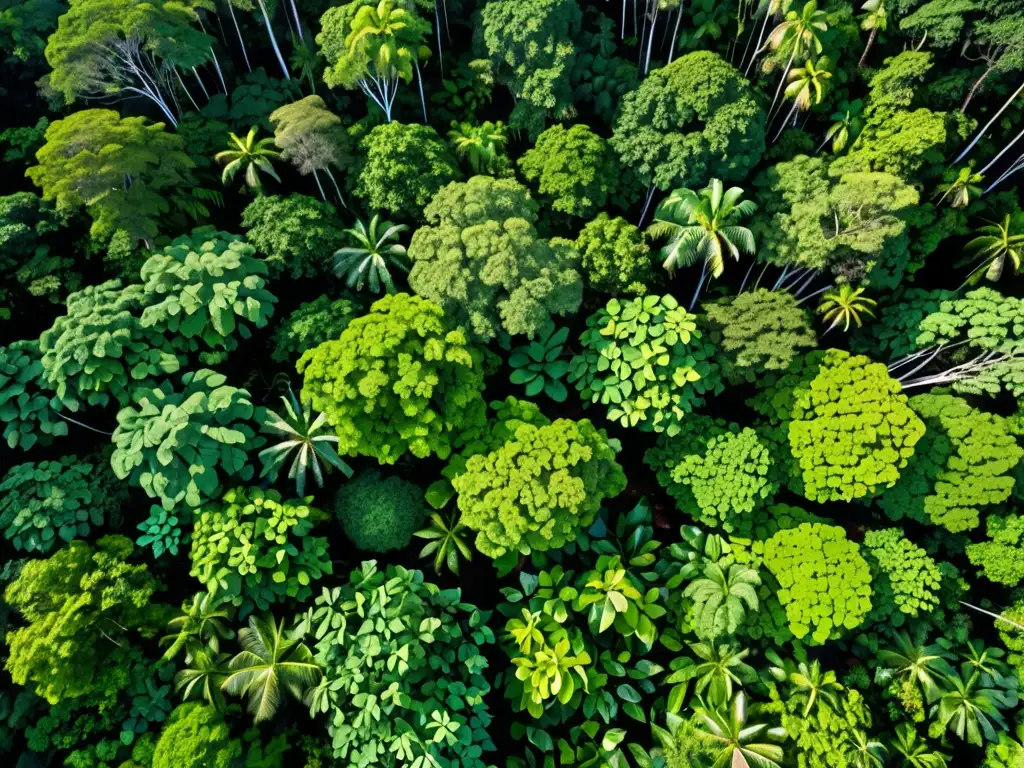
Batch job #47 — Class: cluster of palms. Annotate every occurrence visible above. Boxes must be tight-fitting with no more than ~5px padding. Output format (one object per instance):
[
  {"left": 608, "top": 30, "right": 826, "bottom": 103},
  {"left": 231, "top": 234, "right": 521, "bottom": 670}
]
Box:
[{"left": 162, "top": 594, "right": 321, "bottom": 723}]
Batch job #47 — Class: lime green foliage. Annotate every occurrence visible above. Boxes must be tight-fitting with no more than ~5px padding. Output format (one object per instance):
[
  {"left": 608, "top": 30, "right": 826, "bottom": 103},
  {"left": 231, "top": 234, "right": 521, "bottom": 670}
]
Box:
[
  {"left": 761, "top": 523, "right": 873, "bottom": 644},
  {"left": 4, "top": 536, "right": 164, "bottom": 704},
  {"left": 878, "top": 393, "right": 1022, "bottom": 532},
  {"left": 753, "top": 349, "right": 925, "bottom": 502},
  {"left": 0, "top": 340, "right": 67, "bottom": 450},
  {"left": 407, "top": 175, "right": 583, "bottom": 341},
  {"left": 967, "top": 515, "right": 1024, "bottom": 587},
  {"left": 568, "top": 294, "right": 722, "bottom": 433},
  {"left": 452, "top": 410, "right": 626, "bottom": 559},
  {"left": 139, "top": 228, "right": 276, "bottom": 360},
  {"left": 645, "top": 417, "right": 776, "bottom": 533},
  {"left": 612, "top": 51, "right": 765, "bottom": 191},
  {"left": 508, "top": 319, "right": 570, "bottom": 402},
  {"left": 765, "top": 682, "right": 873, "bottom": 768},
  {"left": 997, "top": 592, "right": 1024, "bottom": 681},
  {"left": 25, "top": 109, "right": 196, "bottom": 245},
  {"left": 481, "top": 0, "right": 582, "bottom": 136},
  {"left": 39, "top": 280, "right": 181, "bottom": 410},
  {"left": 189, "top": 487, "right": 331, "bottom": 613},
  {"left": 574, "top": 213, "right": 654, "bottom": 296},
  {"left": 297, "top": 293, "right": 487, "bottom": 464},
  {"left": 241, "top": 194, "right": 349, "bottom": 280},
  {"left": 270, "top": 295, "right": 361, "bottom": 364},
  {"left": 333, "top": 470, "right": 426, "bottom": 553},
  {"left": 0, "top": 456, "right": 124, "bottom": 554},
  {"left": 353, "top": 122, "right": 461, "bottom": 220},
  {"left": 863, "top": 528, "right": 942, "bottom": 625},
  {"left": 151, "top": 704, "right": 240, "bottom": 768},
  {"left": 111, "top": 369, "right": 264, "bottom": 510},
  {"left": 135, "top": 505, "right": 185, "bottom": 559},
  {"left": 703, "top": 290, "right": 817, "bottom": 384},
  {"left": 304, "top": 562, "right": 495, "bottom": 767},
  {"left": 518, "top": 124, "right": 625, "bottom": 219}
]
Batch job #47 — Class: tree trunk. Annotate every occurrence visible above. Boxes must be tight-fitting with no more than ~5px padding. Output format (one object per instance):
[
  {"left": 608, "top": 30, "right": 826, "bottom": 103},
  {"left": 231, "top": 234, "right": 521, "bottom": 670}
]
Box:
[
  {"left": 325, "top": 167, "right": 347, "bottom": 208},
  {"left": 745, "top": 7, "right": 775, "bottom": 76},
  {"left": 638, "top": 184, "right": 658, "bottom": 227},
  {"left": 256, "top": 0, "right": 291, "bottom": 80},
  {"left": 690, "top": 262, "right": 709, "bottom": 310},
  {"left": 767, "top": 50, "right": 796, "bottom": 119},
  {"left": 980, "top": 123, "right": 1024, "bottom": 176},
  {"left": 954, "top": 79, "right": 1024, "bottom": 163},
  {"left": 288, "top": 0, "right": 303, "bottom": 42},
  {"left": 312, "top": 169, "right": 327, "bottom": 201},
  {"left": 857, "top": 27, "right": 877, "bottom": 68},
  {"left": 415, "top": 59, "right": 428, "bottom": 123},
  {"left": 435, "top": 0, "right": 444, "bottom": 76},
  {"left": 962, "top": 64, "right": 996, "bottom": 112},
  {"left": 174, "top": 66, "right": 201, "bottom": 112},
  {"left": 227, "top": 1, "right": 252, "bottom": 72},
  {"left": 667, "top": 5, "right": 684, "bottom": 65},
  {"left": 622, "top": 0, "right": 627, "bottom": 40},
  {"left": 643, "top": 5, "right": 659, "bottom": 75},
  {"left": 192, "top": 67, "right": 211, "bottom": 100}
]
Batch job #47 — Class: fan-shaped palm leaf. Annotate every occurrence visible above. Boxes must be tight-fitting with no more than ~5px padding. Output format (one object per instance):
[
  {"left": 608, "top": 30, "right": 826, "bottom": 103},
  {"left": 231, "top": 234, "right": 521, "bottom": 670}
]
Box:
[
  {"left": 934, "top": 166, "right": 984, "bottom": 210},
  {"left": 816, "top": 284, "right": 877, "bottom": 332},
  {"left": 961, "top": 212, "right": 1024, "bottom": 284},
  {"left": 692, "top": 691, "right": 787, "bottom": 768},
  {"left": 332, "top": 214, "right": 409, "bottom": 294},
  {"left": 215, "top": 126, "right": 281, "bottom": 193},
  {"left": 161, "top": 592, "right": 235, "bottom": 662}
]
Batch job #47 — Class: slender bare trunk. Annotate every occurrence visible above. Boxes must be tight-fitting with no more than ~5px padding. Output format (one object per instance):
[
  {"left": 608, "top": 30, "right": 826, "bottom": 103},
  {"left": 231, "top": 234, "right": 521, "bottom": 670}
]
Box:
[
  {"left": 953, "top": 79, "right": 1024, "bottom": 163},
  {"left": 979, "top": 123, "right": 1024, "bottom": 176},
  {"left": 745, "top": 8, "right": 775, "bottom": 76},
  {"left": 226, "top": 1, "right": 251, "bottom": 72},
  {"left": 192, "top": 67, "right": 211, "bottom": 100},
  {"left": 643, "top": 5, "right": 659, "bottom": 75},
  {"left": 857, "top": 27, "right": 877, "bottom": 68},
  {"left": 288, "top": 0, "right": 303, "bottom": 42},
  {"left": 256, "top": 0, "right": 290, "bottom": 80},
  {"left": 962, "top": 64, "right": 995, "bottom": 112},
  {"left": 435, "top": 0, "right": 444, "bottom": 76},
  {"left": 415, "top": 59, "right": 428, "bottom": 123},
  {"left": 667, "top": 6, "right": 684, "bottom": 65},
  {"left": 767, "top": 50, "right": 796, "bottom": 119},
  {"left": 312, "top": 168, "right": 327, "bottom": 201},
  {"left": 174, "top": 66, "right": 201, "bottom": 111}
]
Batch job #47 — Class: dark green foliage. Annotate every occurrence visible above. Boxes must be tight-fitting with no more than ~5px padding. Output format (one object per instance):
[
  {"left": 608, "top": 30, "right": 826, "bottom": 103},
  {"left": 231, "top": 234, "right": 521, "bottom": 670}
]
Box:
[
  {"left": 241, "top": 194, "right": 349, "bottom": 280},
  {"left": 508, "top": 319, "right": 570, "bottom": 402},
  {"left": 0, "top": 455, "right": 124, "bottom": 554},
  {"left": 0, "top": 340, "right": 67, "bottom": 450},
  {"left": 0, "top": 191, "right": 79, "bottom": 312},
  {"left": 574, "top": 213, "right": 655, "bottom": 296},
  {"left": 333, "top": 470, "right": 426, "bottom": 553},
  {"left": 271, "top": 296, "right": 362, "bottom": 365},
  {"left": 135, "top": 505, "right": 185, "bottom": 560}
]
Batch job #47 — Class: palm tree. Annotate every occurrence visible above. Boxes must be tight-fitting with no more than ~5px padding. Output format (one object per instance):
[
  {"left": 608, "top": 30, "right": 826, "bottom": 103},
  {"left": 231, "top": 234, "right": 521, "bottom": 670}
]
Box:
[
  {"left": 683, "top": 562, "right": 760, "bottom": 640},
  {"left": 691, "top": 692, "right": 787, "bottom": 768},
  {"left": 414, "top": 511, "right": 474, "bottom": 576},
  {"left": 820, "top": 99, "right": 864, "bottom": 153},
  {"left": 934, "top": 166, "right": 984, "bottom": 209},
  {"left": 877, "top": 632, "right": 956, "bottom": 705},
  {"left": 215, "top": 126, "right": 282, "bottom": 193},
  {"left": 648, "top": 179, "right": 757, "bottom": 307},
  {"left": 161, "top": 592, "right": 235, "bottom": 662},
  {"left": 258, "top": 388, "right": 354, "bottom": 496},
  {"left": 816, "top": 284, "right": 877, "bottom": 332},
  {"left": 448, "top": 120, "right": 508, "bottom": 174},
  {"left": 222, "top": 613, "right": 322, "bottom": 723},
  {"left": 764, "top": 0, "right": 829, "bottom": 117},
  {"left": 332, "top": 215, "right": 410, "bottom": 294},
  {"left": 935, "top": 663, "right": 1011, "bottom": 746},
  {"left": 857, "top": 0, "right": 887, "bottom": 68},
  {"left": 744, "top": 0, "right": 792, "bottom": 76},
  {"left": 174, "top": 643, "right": 231, "bottom": 709},
  {"left": 788, "top": 659, "right": 843, "bottom": 716},
  {"left": 774, "top": 56, "right": 832, "bottom": 141},
  {"left": 667, "top": 642, "right": 757, "bottom": 707},
  {"left": 846, "top": 730, "right": 886, "bottom": 768},
  {"left": 891, "top": 723, "right": 949, "bottom": 768},
  {"left": 961, "top": 212, "right": 1024, "bottom": 284}
]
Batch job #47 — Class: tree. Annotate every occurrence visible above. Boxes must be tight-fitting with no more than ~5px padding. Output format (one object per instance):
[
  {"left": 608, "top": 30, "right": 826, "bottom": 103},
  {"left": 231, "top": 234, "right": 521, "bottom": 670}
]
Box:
[
  {"left": 568, "top": 294, "right": 722, "bottom": 434},
  {"left": 691, "top": 692, "right": 786, "bottom": 768},
  {"left": 935, "top": 663, "right": 1015, "bottom": 746},
  {"left": 258, "top": 388, "right": 353, "bottom": 497},
  {"left": 774, "top": 56, "right": 833, "bottom": 142},
  {"left": 331, "top": 215, "right": 409, "bottom": 294},
  {"left": 518, "top": 124, "right": 626, "bottom": 220},
  {"left": 862, "top": 528, "right": 942, "bottom": 625},
  {"left": 297, "top": 292, "right": 488, "bottom": 464},
  {"left": 4, "top": 536, "right": 164, "bottom": 704},
  {"left": 46, "top": 0, "right": 214, "bottom": 125},
  {"left": 752, "top": 349, "right": 926, "bottom": 503},
  {"left": 333, "top": 470, "right": 427, "bottom": 553},
  {"left": 222, "top": 614, "right": 321, "bottom": 723},
  {"left": 574, "top": 213, "right": 655, "bottom": 296},
  {"left": 151, "top": 703, "right": 240, "bottom": 768},
  {"left": 877, "top": 631, "right": 956, "bottom": 706},
  {"left": 857, "top": 0, "right": 887, "bottom": 68},
  {"left": 966, "top": 515, "right": 1024, "bottom": 587},
  {"left": 877, "top": 393, "right": 1022, "bottom": 532},
  {"left": 612, "top": 51, "right": 766, "bottom": 195},
  {"left": 317, "top": 0, "right": 432, "bottom": 122},
  {"left": 683, "top": 562, "right": 761, "bottom": 640},
  {"left": 822, "top": 99, "right": 865, "bottom": 153},
  {"left": 111, "top": 369, "right": 264, "bottom": 510},
  {"left": 138, "top": 228, "right": 277, "bottom": 360},
  {"left": 761, "top": 0, "right": 829, "bottom": 116},
  {"left": 39, "top": 280, "right": 181, "bottom": 410},
  {"left": 407, "top": 176, "right": 583, "bottom": 341},
  {"left": 160, "top": 592, "right": 235, "bottom": 663},
  {"left": 962, "top": 212, "right": 1024, "bottom": 284},
  {"left": 448, "top": 120, "right": 509, "bottom": 175},
  {"left": 647, "top": 179, "right": 757, "bottom": 288},
  {"left": 269, "top": 95, "right": 351, "bottom": 203},
  {"left": 0, "top": 191, "right": 79, "bottom": 313},
  {"left": 760, "top": 522, "right": 874, "bottom": 644},
  {"left": 270, "top": 295, "right": 363, "bottom": 364},
  {"left": 960, "top": 15, "right": 1024, "bottom": 112},
  {"left": 892, "top": 722, "right": 950, "bottom": 768},
  {"left": 481, "top": 0, "right": 582, "bottom": 136},
  {"left": 26, "top": 109, "right": 196, "bottom": 246},
  {"left": 215, "top": 126, "right": 281, "bottom": 194},
  {"left": 353, "top": 122, "right": 461, "bottom": 220},
  {"left": 703, "top": 290, "right": 817, "bottom": 384},
  {"left": 935, "top": 166, "right": 983, "bottom": 209},
  {"left": 241, "top": 193, "right": 349, "bottom": 279},
  {"left": 816, "top": 284, "right": 877, "bottom": 332}
]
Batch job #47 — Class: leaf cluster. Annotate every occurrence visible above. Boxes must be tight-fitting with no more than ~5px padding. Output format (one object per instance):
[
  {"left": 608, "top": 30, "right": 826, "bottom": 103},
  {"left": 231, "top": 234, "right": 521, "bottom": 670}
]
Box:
[{"left": 333, "top": 470, "right": 426, "bottom": 553}]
